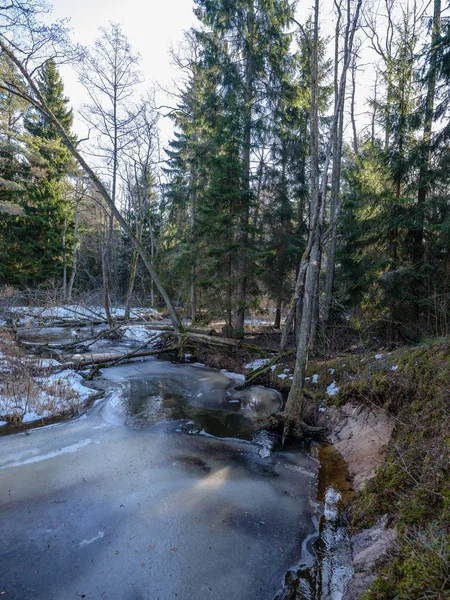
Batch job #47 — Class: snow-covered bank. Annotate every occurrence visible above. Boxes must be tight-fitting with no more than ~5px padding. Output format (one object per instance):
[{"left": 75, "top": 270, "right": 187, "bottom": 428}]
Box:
[
  {"left": 0, "top": 330, "right": 98, "bottom": 428},
  {"left": 0, "top": 368, "right": 95, "bottom": 427},
  {"left": 1, "top": 304, "right": 162, "bottom": 327}
]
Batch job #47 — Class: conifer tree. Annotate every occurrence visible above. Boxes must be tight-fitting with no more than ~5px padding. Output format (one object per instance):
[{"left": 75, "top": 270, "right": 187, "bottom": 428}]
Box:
[
  {"left": 193, "top": 0, "right": 295, "bottom": 336},
  {"left": 18, "top": 58, "right": 75, "bottom": 284}
]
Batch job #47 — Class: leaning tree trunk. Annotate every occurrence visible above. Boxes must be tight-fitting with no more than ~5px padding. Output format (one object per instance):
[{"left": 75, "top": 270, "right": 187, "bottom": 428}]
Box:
[
  {"left": 283, "top": 0, "right": 362, "bottom": 428},
  {"left": 284, "top": 0, "right": 321, "bottom": 424},
  {"left": 284, "top": 229, "right": 321, "bottom": 423},
  {"left": 0, "top": 38, "right": 184, "bottom": 333}
]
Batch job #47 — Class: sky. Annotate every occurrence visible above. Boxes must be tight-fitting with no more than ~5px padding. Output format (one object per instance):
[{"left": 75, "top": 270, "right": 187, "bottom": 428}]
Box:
[
  {"left": 47, "top": 0, "right": 440, "bottom": 155},
  {"left": 47, "top": 0, "right": 388, "bottom": 154},
  {"left": 50, "top": 0, "right": 198, "bottom": 144}
]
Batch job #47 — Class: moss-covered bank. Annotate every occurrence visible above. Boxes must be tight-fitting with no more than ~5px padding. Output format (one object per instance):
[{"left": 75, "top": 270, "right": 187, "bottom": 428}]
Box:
[{"left": 246, "top": 339, "right": 450, "bottom": 599}]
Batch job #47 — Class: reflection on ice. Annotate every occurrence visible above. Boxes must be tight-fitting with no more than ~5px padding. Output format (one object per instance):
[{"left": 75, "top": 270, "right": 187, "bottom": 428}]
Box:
[{"left": 96, "top": 359, "right": 282, "bottom": 441}]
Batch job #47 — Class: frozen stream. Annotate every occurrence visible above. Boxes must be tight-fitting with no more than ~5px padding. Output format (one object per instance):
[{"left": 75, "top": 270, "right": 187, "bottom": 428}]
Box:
[{"left": 0, "top": 357, "right": 352, "bottom": 600}]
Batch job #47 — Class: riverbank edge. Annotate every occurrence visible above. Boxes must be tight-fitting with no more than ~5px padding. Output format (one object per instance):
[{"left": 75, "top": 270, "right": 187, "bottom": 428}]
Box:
[
  {"left": 249, "top": 339, "right": 449, "bottom": 600},
  {"left": 319, "top": 401, "right": 397, "bottom": 600}
]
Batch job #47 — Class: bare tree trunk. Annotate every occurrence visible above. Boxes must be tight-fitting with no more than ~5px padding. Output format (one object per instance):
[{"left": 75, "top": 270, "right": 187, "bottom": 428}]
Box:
[
  {"left": 323, "top": 0, "right": 351, "bottom": 333},
  {"left": 124, "top": 221, "right": 142, "bottom": 320},
  {"left": 274, "top": 295, "right": 282, "bottom": 329},
  {"left": 62, "top": 217, "right": 67, "bottom": 300},
  {"left": 280, "top": 258, "right": 308, "bottom": 352},
  {"left": 309, "top": 263, "right": 321, "bottom": 355},
  {"left": 101, "top": 223, "right": 113, "bottom": 327},
  {"left": 233, "top": 4, "right": 254, "bottom": 337},
  {"left": 350, "top": 49, "right": 359, "bottom": 156},
  {"left": 0, "top": 39, "right": 184, "bottom": 332},
  {"left": 190, "top": 189, "right": 197, "bottom": 324},
  {"left": 284, "top": 0, "right": 321, "bottom": 423},
  {"left": 284, "top": 0, "right": 362, "bottom": 425},
  {"left": 67, "top": 202, "right": 80, "bottom": 302},
  {"left": 414, "top": 0, "right": 441, "bottom": 269},
  {"left": 190, "top": 281, "right": 197, "bottom": 324},
  {"left": 371, "top": 74, "right": 378, "bottom": 144},
  {"left": 149, "top": 218, "right": 155, "bottom": 307}
]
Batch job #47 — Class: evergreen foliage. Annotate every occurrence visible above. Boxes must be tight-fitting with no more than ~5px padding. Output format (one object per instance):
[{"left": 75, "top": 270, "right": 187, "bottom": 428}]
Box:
[{"left": 0, "top": 58, "right": 75, "bottom": 285}]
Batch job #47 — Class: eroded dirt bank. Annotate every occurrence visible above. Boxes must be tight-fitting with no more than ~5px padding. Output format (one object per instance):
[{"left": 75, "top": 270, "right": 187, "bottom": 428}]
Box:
[{"left": 321, "top": 402, "right": 397, "bottom": 600}]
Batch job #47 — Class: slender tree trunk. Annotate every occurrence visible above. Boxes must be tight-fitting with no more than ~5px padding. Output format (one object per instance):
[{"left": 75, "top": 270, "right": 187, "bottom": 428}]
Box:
[
  {"left": 124, "top": 221, "right": 142, "bottom": 320},
  {"left": 62, "top": 217, "right": 67, "bottom": 300},
  {"left": 280, "top": 258, "right": 308, "bottom": 352},
  {"left": 414, "top": 0, "right": 441, "bottom": 269},
  {"left": 284, "top": 0, "right": 321, "bottom": 424},
  {"left": 101, "top": 224, "right": 113, "bottom": 328},
  {"left": 371, "top": 75, "right": 378, "bottom": 144},
  {"left": 67, "top": 202, "right": 80, "bottom": 302},
  {"left": 274, "top": 295, "right": 282, "bottom": 329},
  {"left": 309, "top": 255, "right": 321, "bottom": 355},
  {"left": 284, "top": 0, "right": 362, "bottom": 424},
  {"left": 149, "top": 220, "right": 155, "bottom": 307},
  {"left": 233, "top": 4, "right": 254, "bottom": 337},
  {"left": 323, "top": 0, "right": 350, "bottom": 332},
  {"left": 350, "top": 51, "right": 359, "bottom": 155},
  {"left": 190, "top": 189, "right": 197, "bottom": 324}
]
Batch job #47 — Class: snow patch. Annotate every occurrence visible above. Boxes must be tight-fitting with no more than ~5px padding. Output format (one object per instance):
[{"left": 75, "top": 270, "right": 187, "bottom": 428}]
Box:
[
  {"left": 326, "top": 381, "right": 340, "bottom": 397},
  {"left": 277, "top": 373, "right": 287, "bottom": 380},
  {"left": 375, "top": 354, "right": 384, "bottom": 360},
  {"left": 244, "top": 358, "right": 271, "bottom": 370}
]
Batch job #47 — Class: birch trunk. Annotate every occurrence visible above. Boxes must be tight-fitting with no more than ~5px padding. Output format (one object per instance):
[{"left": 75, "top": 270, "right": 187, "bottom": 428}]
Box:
[
  {"left": 284, "top": 0, "right": 362, "bottom": 425},
  {"left": 322, "top": 0, "right": 349, "bottom": 332}
]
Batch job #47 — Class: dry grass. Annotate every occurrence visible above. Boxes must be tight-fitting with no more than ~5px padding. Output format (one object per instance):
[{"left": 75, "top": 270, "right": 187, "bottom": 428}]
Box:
[{"left": 0, "top": 331, "right": 84, "bottom": 426}]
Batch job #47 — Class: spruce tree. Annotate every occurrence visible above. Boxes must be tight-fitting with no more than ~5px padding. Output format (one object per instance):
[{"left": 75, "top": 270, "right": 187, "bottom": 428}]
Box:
[{"left": 18, "top": 58, "right": 75, "bottom": 285}]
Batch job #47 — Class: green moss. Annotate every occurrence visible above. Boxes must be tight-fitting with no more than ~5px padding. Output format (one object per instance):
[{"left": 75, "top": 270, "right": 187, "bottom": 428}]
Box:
[
  {"left": 362, "top": 525, "right": 450, "bottom": 600},
  {"left": 345, "top": 339, "right": 450, "bottom": 599}
]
